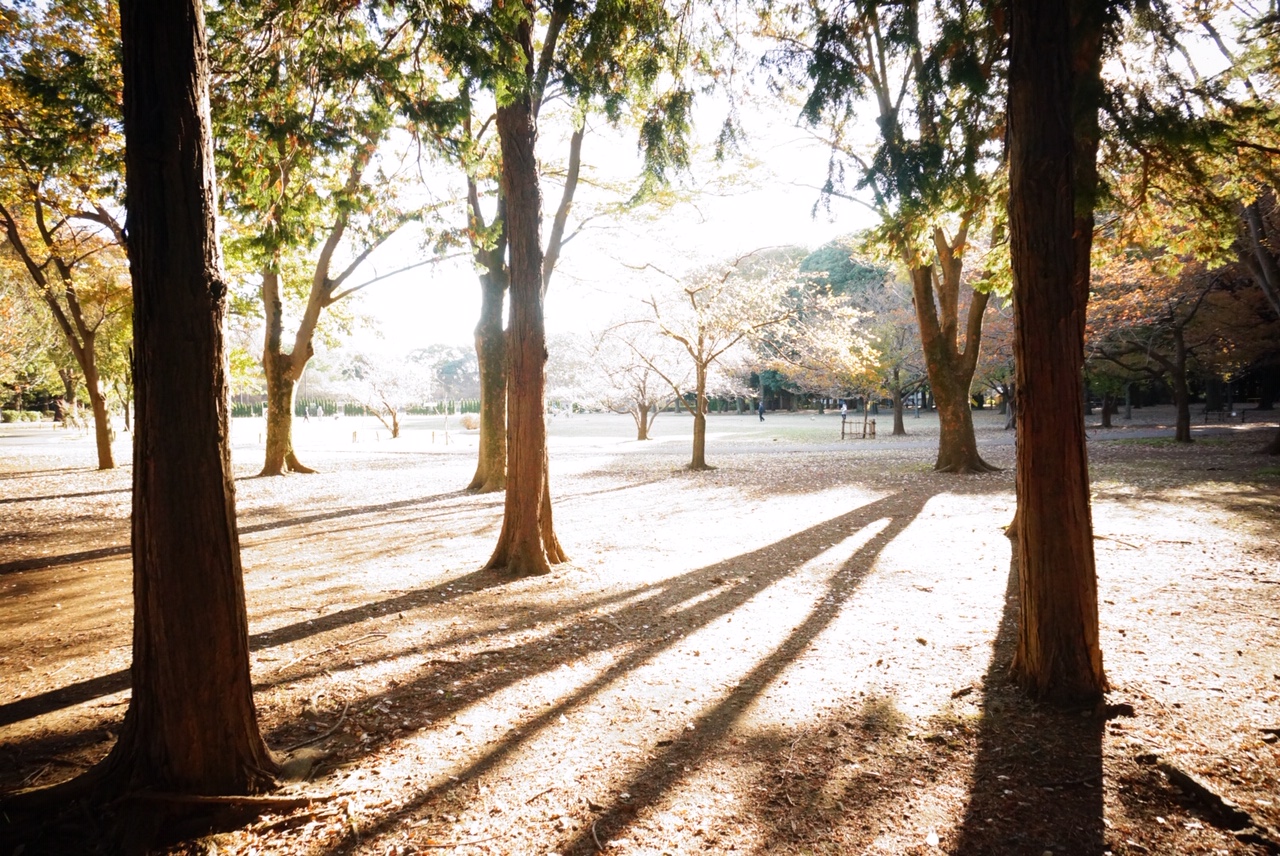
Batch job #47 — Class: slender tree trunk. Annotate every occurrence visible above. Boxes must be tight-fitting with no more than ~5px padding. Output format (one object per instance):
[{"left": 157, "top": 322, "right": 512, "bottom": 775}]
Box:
[
  {"left": 891, "top": 370, "right": 906, "bottom": 436},
  {"left": 484, "top": 55, "right": 564, "bottom": 576},
  {"left": 108, "top": 0, "right": 278, "bottom": 806},
  {"left": 1099, "top": 392, "right": 1113, "bottom": 428},
  {"left": 1124, "top": 383, "right": 1133, "bottom": 419},
  {"left": 690, "top": 368, "right": 709, "bottom": 470},
  {"left": 1171, "top": 341, "right": 1193, "bottom": 443},
  {"left": 75, "top": 332, "right": 116, "bottom": 469},
  {"left": 469, "top": 272, "right": 508, "bottom": 492},
  {"left": 1006, "top": 0, "right": 1106, "bottom": 705},
  {"left": 260, "top": 353, "right": 314, "bottom": 475}
]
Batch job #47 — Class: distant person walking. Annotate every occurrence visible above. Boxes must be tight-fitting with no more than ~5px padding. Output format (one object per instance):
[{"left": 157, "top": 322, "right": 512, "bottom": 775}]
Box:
[
  {"left": 840, "top": 400, "right": 848, "bottom": 419},
  {"left": 758, "top": 399, "right": 766, "bottom": 422}
]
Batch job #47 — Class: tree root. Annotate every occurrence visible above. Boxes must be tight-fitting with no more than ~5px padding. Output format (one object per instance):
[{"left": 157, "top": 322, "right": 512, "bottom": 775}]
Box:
[
  {"left": 117, "top": 792, "right": 320, "bottom": 809},
  {"left": 1152, "top": 757, "right": 1280, "bottom": 852}
]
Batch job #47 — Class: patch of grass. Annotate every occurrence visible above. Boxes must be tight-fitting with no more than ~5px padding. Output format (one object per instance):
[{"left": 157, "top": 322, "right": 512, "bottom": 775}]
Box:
[
  {"left": 857, "top": 695, "right": 908, "bottom": 734},
  {"left": 1258, "top": 466, "right": 1280, "bottom": 478}
]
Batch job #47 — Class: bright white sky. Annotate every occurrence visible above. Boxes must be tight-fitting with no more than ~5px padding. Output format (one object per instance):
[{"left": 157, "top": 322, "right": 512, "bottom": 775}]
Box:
[{"left": 348, "top": 102, "right": 879, "bottom": 356}]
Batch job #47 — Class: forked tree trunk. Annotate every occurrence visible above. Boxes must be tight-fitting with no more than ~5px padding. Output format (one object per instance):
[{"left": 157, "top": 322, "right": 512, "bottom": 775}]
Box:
[
  {"left": 483, "top": 58, "right": 565, "bottom": 576},
  {"left": 632, "top": 403, "right": 654, "bottom": 440},
  {"left": 469, "top": 272, "right": 508, "bottom": 492},
  {"left": 260, "top": 353, "right": 314, "bottom": 475},
  {"left": 909, "top": 262, "right": 997, "bottom": 473},
  {"left": 111, "top": 0, "right": 278, "bottom": 802},
  {"left": 1006, "top": 0, "right": 1106, "bottom": 705}
]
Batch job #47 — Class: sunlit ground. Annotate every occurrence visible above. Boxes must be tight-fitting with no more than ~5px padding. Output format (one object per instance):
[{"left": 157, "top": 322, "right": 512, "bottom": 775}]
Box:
[{"left": 1, "top": 407, "right": 1277, "bottom": 854}]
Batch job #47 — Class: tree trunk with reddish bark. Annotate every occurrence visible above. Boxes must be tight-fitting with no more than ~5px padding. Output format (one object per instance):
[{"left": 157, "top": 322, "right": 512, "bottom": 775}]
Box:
[
  {"left": 110, "top": 0, "right": 278, "bottom": 802},
  {"left": 483, "top": 53, "right": 565, "bottom": 576},
  {"left": 469, "top": 269, "right": 508, "bottom": 492},
  {"left": 1006, "top": 0, "right": 1107, "bottom": 705}
]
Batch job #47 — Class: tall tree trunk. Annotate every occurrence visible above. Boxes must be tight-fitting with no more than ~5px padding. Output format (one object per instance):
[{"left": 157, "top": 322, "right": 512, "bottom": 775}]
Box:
[
  {"left": 1099, "top": 392, "right": 1113, "bottom": 428},
  {"left": 910, "top": 262, "right": 997, "bottom": 473},
  {"left": 1006, "top": 0, "right": 1106, "bottom": 705},
  {"left": 469, "top": 271, "right": 508, "bottom": 492},
  {"left": 110, "top": 0, "right": 278, "bottom": 804},
  {"left": 483, "top": 46, "right": 564, "bottom": 576}
]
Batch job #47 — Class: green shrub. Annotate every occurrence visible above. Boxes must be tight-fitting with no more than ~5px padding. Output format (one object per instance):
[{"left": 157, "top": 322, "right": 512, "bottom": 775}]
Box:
[{"left": 1, "top": 410, "right": 17, "bottom": 423}]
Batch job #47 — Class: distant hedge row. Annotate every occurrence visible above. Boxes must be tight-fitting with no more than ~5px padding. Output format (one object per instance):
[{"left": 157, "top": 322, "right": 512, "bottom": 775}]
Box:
[{"left": 1, "top": 410, "right": 50, "bottom": 422}]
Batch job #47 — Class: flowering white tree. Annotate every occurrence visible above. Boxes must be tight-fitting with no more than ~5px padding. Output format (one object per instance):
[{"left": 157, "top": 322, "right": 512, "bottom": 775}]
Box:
[
  {"left": 636, "top": 251, "right": 811, "bottom": 470},
  {"left": 592, "top": 326, "right": 684, "bottom": 440},
  {"left": 340, "top": 353, "right": 431, "bottom": 439}
]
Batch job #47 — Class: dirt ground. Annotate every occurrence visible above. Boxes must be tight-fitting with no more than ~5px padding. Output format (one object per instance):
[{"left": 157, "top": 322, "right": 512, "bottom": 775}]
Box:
[{"left": 1, "top": 405, "right": 1278, "bottom": 856}]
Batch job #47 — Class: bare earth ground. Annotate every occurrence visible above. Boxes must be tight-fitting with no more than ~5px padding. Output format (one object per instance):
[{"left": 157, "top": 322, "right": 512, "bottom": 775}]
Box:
[{"left": 0, "top": 405, "right": 1278, "bottom": 856}]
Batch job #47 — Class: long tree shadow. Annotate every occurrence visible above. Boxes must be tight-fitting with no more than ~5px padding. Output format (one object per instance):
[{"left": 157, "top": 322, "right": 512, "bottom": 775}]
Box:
[
  {"left": 1, "top": 490, "right": 929, "bottom": 854},
  {"left": 316, "top": 490, "right": 930, "bottom": 853},
  {"left": 0, "top": 488, "right": 129, "bottom": 505},
  {"left": 550, "top": 491, "right": 927, "bottom": 855},
  {"left": 949, "top": 542, "right": 1106, "bottom": 855}
]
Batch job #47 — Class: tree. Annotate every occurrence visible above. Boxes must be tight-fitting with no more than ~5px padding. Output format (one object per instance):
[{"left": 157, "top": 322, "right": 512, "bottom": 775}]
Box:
[
  {"left": 1089, "top": 256, "right": 1279, "bottom": 440},
  {"left": 789, "top": 239, "right": 922, "bottom": 432},
  {"left": 103, "top": 0, "right": 278, "bottom": 809},
  {"left": 1005, "top": 0, "right": 1108, "bottom": 704},
  {"left": 637, "top": 252, "right": 804, "bottom": 470},
  {"left": 593, "top": 326, "right": 686, "bottom": 440},
  {"left": 210, "top": 0, "right": 427, "bottom": 476},
  {"left": 772, "top": 0, "right": 1005, "bottom": 472},
  {"left": 417, "top": 0, "right": 697, "bottom": 575},
  {"left": 417, "top": 0, "right": 704, "bottom": 494},
  {"left": 973, "top": 296, "right": 1015, "bottom": 429},
  {"left": 0, "top": 0, "right": 130, "bottom": 468},
  {"left": 411, "top": 344, "right": 481, "bottom": 401},
  {"left": 340, "top": 353, "right": 432, "bottom": 439}
]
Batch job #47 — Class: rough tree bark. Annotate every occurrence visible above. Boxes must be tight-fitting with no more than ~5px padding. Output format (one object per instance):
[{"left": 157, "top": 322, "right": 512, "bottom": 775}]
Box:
[
  {"left": 109, "top": 0, "right": 278, "bottom": 801},
  {"left": 910, "top": 242, "right": 996, "bottom": 473},
  {"left": 483, "top": 19, "right": 566, "bottom": 575},
  {"left": 1006, "top": 0, "right": 1107, "bottom": 704},
  {"left": 467, "top": 192, "right": 509, "bottom": 493}
]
